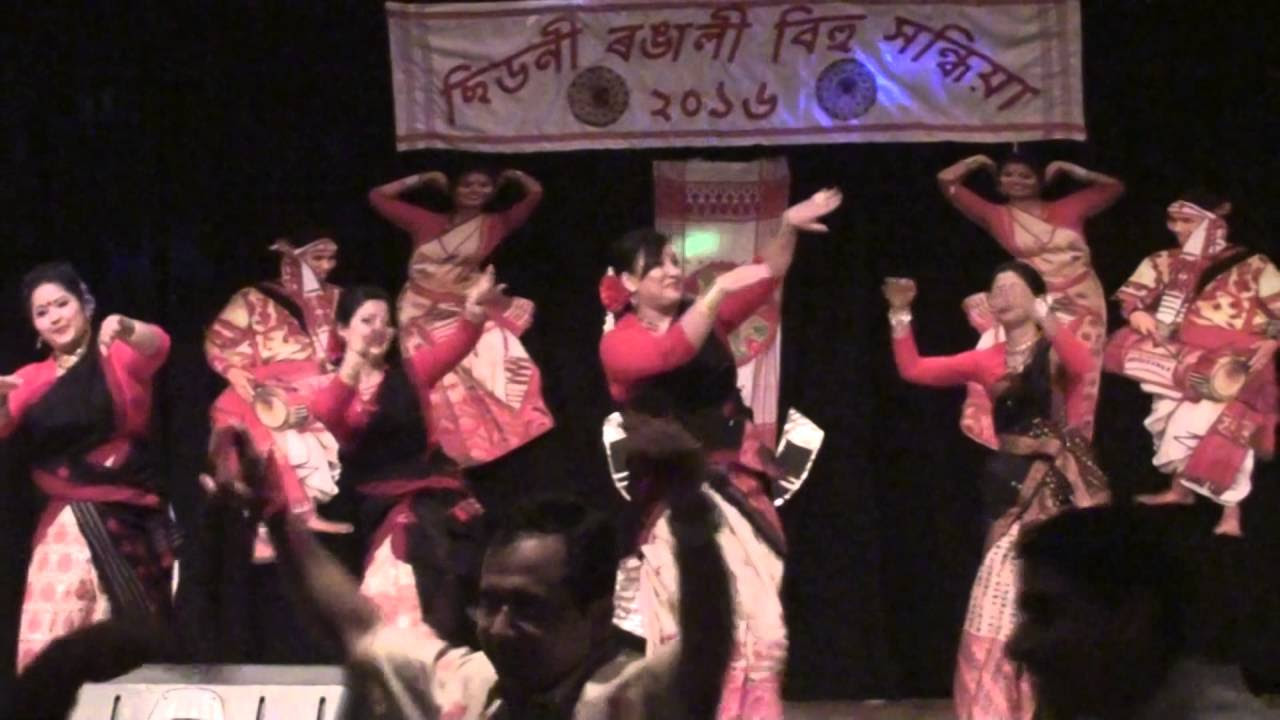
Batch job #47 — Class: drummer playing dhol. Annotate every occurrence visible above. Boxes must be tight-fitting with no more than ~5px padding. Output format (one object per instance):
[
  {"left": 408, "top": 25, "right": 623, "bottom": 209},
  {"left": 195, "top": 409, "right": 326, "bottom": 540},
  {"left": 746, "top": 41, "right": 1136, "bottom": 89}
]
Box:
[{"left": 1103, "top": 190, "right": 1280, "bottom": 536}]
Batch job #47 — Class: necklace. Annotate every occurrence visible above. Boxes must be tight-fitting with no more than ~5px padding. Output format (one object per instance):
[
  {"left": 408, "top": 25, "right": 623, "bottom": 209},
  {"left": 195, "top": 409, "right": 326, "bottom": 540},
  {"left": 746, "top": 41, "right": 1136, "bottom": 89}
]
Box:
[
  {"left": 1010, "top": 199, "right": 1046, "bottom": 219},
  {"left": 435, "top": 218, "right": 482, "bottom": 261},
  {"left": 1005, "top": 352, "right": 1033, "bottom": 374},
  {"left": 636, "top": 308, "right": 673, "bottom": 333},
  {"left": 1004, "top": 330, "right": 1041, "bottom": 373},
  {"left": 1006, "top": 334, "right": 1039, "bottom": 354},
  {"left": 54, "top": 342, "right": 88, "bottom": 375}
]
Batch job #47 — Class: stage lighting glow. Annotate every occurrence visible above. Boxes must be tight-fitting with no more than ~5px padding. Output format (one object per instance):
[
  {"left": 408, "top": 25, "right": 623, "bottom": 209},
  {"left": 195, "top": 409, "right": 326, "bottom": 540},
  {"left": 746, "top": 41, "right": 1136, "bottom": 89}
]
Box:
[{"left": 683, "top": 230, "right": 721, "bottom": 260}]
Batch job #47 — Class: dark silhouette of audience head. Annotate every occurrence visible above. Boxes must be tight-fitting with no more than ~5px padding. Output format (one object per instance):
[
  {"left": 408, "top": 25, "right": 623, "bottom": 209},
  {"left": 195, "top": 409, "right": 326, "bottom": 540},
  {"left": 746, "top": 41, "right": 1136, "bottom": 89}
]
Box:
[
  {"left": 1008, "top": 504, "right": 1275, "bottom": 719},
  {"left": 12, "top": 617, "right": 178, "bottom": 720}
]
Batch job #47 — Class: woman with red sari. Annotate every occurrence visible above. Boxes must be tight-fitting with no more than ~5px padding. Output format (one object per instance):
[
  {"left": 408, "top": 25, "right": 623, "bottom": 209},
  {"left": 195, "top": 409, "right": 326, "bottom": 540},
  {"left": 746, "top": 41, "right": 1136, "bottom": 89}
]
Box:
[
  {"left": 304, "top": 268, "right": 507, "bottom": 641},
  {"left": 600, "top": 188, "right": 841, "bottom": 720},
  {"left": 937, "top": 153, "right": 1123, "bottom": 440},
  {"left": 0, "top": 262, "right": 174, "bottom": 671},
  {"left": 369, "top": 167, "right": 553, "bottom": 468},
  {"left": 885, "top": 261, "right": 1109, "bottom": 720}
]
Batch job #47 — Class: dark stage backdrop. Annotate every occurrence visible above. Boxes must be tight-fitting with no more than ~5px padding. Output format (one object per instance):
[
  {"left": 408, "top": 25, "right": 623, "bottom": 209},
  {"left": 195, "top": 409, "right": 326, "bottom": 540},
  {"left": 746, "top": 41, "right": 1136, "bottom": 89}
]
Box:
[{"left": 4, "top": 0, "right": 1280, "bottom": 703}]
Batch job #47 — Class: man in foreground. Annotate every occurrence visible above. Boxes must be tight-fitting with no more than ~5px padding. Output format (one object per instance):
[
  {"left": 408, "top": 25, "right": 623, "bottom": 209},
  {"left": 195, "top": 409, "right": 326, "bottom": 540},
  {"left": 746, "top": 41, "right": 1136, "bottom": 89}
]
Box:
[{"left": 210, "top": 418, "right": 733, "bottom": 719}]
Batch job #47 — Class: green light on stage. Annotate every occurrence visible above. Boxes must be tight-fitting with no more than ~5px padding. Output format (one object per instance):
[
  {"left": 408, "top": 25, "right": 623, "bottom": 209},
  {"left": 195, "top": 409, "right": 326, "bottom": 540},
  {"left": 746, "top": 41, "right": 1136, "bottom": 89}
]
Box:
[{"left": 682, "top": 230, "right": 721, "bottom": 260}]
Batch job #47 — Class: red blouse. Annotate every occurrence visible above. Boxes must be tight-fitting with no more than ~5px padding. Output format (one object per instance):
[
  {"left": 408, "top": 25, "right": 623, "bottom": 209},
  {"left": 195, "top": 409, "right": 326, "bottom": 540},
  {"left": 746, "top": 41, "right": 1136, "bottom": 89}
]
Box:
[
  {"left": 310, "top": 318, "right": 483, "bottom": 446},
  {"left": 599, "top": 277, "right": 780, "bottom": 404},
  {"left": 943, "top": 182, "right": 1123, "bottom": 254},
  {"left": 892, "top": 322, "right": 1095, "bottom": 430},
  {"left": 2, "top": 330, "right": 171, "bottom": 506},
  {"left": 368, "top": 185, "right": 543, "bottom": 257}
]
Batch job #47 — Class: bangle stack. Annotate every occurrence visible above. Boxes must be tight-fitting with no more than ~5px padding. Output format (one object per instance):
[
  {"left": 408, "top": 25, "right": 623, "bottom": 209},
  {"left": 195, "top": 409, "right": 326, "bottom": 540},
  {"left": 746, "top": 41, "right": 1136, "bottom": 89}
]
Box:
[{"left": 887, "top": 308, "right": 913, "bottom": 329}]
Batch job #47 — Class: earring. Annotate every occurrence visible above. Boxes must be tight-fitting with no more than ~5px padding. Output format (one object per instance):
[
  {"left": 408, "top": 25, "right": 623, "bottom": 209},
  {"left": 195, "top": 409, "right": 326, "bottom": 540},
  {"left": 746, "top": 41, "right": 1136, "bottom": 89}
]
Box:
[{"left": 35, "top": 336, "right": 44, "bottom": 351}]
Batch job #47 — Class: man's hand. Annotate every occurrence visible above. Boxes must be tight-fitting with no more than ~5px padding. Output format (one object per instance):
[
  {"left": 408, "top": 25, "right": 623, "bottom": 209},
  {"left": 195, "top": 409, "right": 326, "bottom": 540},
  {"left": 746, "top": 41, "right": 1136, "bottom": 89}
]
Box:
[
  {"left": 226, "top": 367, "right": 256, "bottom": 402},
  {"left": 1128, "top": 311, "right": 1160, "bottom": 338}
]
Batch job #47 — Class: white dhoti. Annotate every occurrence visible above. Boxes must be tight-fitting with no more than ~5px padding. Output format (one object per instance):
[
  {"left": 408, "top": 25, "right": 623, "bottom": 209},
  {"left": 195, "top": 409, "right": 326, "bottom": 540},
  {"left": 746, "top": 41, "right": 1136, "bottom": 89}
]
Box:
[
  {"left": 275, "top": 422, "right": 342, "bottom": 504},
  {"left": 1146, "top": 396, "right": 1253, "bottom": 505}
]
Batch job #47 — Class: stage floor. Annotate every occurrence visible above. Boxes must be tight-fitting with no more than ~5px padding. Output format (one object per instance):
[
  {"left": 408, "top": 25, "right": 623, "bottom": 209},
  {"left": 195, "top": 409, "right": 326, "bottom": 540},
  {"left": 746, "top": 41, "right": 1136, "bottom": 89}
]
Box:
[
  {"left": 784, "top": 696, "right": 1280, "bottom": 718},
  {"left": 785, "top": 700, "right": 954, "bottom": 719}
]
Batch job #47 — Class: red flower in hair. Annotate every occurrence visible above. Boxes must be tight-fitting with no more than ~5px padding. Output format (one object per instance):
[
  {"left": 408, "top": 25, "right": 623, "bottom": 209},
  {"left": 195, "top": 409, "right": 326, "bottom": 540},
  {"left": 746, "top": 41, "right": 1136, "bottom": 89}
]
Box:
[{"left": 599, "top": 272, "right": 630, "bottom": 313}]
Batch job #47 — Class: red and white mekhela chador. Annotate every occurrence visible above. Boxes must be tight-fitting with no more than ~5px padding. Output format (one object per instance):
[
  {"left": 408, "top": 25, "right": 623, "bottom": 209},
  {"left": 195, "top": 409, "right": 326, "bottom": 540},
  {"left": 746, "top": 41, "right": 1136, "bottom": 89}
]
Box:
[
  {"left": 603, "top": 277, "right": 787, "bottom": 720},
  {"left": 942, "top": 178, "right": 1123, "bottom": 441},
  {"left": 369, "top": 188, "right": 553, "bottom": 467},
  {"left": 4, "top": 330, "right": 173, "bottom": 670},
  {"left": 894, "top": 318, "right": 1103, "bottom": 720}
]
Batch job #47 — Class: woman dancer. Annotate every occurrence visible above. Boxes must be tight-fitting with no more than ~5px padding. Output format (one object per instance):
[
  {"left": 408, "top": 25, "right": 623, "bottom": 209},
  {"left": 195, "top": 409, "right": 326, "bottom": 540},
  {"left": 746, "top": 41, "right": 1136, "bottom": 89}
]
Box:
[
  {"left": 600, "top": 188, "right": 842, "bottom": 719},
  {"left": 885, "top": 262, "right": 1109, "bottom": 720},
  {"left": 369, "top": 168, "right": 553, "bottom": 467},
  {"left": 937, "top": 153, "right": 1123, "bottom": 439},
  {"left": 0, "top": 262, "right": 174, "bottom": 671},
  {"left": 305, "top": 268, "right": 507, "bottom": 641}
]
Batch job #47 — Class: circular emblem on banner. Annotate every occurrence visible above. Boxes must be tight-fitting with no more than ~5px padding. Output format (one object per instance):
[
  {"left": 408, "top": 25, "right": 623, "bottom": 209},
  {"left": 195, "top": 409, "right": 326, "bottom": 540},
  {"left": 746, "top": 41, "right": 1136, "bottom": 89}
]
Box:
[
  {"left": 815, "top": 58, "right": 877, "bottom": 121},
  {"left": 567, "top": 66, "right": 630, "bottom": 127},
  {"left": 686, "top": 262, "right": 780, "bottom": 365}
]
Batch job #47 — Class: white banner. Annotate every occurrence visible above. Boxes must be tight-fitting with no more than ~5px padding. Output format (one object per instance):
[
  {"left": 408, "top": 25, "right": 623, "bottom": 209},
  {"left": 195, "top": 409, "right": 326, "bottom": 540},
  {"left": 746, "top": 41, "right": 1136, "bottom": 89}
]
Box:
[{"left": 386, "top": 0, "right": 1085, "bottom": 152}]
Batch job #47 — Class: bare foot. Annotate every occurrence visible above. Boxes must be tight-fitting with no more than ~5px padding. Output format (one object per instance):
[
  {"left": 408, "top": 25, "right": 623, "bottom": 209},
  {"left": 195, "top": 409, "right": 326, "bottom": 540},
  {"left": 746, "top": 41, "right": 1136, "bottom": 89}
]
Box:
[
  {"left": 1213, "top": 504, "right": 1243, "bottom": 537},
  {"left": 1136, "top": 482, "right": 1195, "bottom": 505},
  {"left": 306, "top": 515, "right": 354, "bottom": 534}
]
